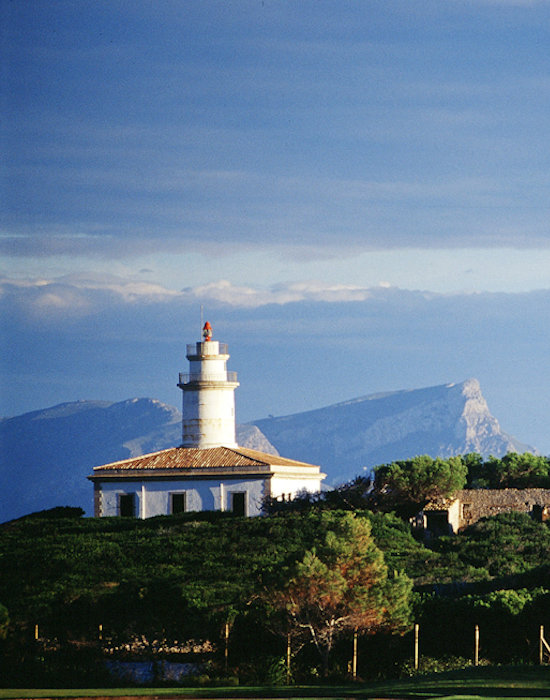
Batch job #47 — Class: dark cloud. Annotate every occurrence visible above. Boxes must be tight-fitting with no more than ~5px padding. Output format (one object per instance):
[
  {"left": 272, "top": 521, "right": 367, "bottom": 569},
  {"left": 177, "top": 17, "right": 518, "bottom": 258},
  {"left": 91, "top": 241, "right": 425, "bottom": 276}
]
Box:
[{"left": 4, "top": 3, "right": 550, "bottom": 260}]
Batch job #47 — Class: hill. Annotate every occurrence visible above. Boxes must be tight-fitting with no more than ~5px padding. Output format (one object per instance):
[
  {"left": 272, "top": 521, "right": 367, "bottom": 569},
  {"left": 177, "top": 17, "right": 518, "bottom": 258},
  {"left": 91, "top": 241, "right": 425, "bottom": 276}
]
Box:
[
  {"left": 1, "top": 508, "right": 549, "bottom": 684},
  {"left": 0, "top": 379, "right": 535, "bottom": 521}
]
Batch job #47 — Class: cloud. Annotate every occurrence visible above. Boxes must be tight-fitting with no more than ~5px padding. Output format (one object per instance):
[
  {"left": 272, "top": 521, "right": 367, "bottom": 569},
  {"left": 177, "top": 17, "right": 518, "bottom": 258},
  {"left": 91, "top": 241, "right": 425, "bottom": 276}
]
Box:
[
  {"left": 0, "top": 273, "right": 379, "bottom": 318},
  {"left": 4, "top": 163, "right": 550, "bottom": 262},
  {"left": 0, "top": 272, "right": 178, "bottom": 298},
  {"left": 57, "top": 273, "right": 181, "bottom": 301},
  {"left": 4, "top": 0, "right": 550, "bottom": 269},
  {"left": 185, "top": 279, "right": 374, "bottom": 307},
  {"left": 0, "top": 273, "right": 181, "bottom": 321}
]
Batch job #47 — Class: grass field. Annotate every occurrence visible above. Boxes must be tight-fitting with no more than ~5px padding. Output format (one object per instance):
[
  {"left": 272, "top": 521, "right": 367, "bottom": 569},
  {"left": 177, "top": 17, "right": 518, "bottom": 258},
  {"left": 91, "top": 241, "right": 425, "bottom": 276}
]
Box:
[{"left": 2, "top": 666, "right": 550, "bottom": 699}]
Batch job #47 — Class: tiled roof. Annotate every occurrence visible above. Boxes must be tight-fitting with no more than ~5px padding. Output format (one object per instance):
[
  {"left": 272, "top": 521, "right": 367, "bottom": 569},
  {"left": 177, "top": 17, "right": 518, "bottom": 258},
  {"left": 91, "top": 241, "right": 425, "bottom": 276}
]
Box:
[{"left": 92, "top": 445, "right": 320, "bottom": 473}]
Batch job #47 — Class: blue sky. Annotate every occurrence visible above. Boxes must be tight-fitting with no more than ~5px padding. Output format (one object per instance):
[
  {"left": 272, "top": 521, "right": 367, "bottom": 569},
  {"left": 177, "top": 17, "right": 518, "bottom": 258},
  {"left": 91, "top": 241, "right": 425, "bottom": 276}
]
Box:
[{"left": 2, "top": 1, "right": 550, "bottom": 454}]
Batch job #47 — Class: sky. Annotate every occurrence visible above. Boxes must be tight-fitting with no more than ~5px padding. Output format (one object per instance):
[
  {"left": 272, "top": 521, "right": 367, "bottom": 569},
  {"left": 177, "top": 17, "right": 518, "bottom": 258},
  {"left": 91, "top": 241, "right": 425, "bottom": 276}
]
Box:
[{"left": 2, "top": 1, "right": 550, "bottom": 454}]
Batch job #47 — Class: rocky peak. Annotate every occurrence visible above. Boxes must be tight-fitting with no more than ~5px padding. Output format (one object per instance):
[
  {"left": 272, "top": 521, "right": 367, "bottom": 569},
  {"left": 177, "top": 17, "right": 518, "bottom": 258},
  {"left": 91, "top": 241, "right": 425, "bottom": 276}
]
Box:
[{"left": 251, "top": 379, "right": 535, "bottom": 484}]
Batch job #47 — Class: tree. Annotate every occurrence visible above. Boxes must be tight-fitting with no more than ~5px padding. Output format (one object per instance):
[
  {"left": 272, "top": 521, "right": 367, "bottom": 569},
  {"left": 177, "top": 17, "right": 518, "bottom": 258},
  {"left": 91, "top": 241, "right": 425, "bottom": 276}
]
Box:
[
  {"left": 485, "top": 453, "right": 550, "bottom": 489},
  {"left": 323, "top": 476, "right": 374, "bottom": 511},
  {"left": 264, "top": 513, "right": 412, "bottom": 674},
  {"left": 433, "top": 510, "right": 550, "bottom": 577},
  {"left": 371, "top": 455, "right": 468, "bottom": 517},
  {"left": 464, "top": 452, "right": 550, "bottom": 489},
  {"left": 0, "top": 603, "right": 8, "bottom": 640}
]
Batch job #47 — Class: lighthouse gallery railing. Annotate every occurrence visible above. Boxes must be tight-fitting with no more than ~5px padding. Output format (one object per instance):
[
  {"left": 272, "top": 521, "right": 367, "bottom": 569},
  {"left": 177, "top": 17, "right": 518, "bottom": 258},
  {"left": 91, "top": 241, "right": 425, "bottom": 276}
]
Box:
[{"left": 179, "top": 372, "right": 238, "bottom": 385}]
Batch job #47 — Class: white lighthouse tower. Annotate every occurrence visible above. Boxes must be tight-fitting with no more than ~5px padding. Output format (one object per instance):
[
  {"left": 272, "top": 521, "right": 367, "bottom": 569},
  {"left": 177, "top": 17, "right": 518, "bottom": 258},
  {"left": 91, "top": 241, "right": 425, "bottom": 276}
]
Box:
[{"left": 177, "top": 322, "right": 240, "bottom": 448}]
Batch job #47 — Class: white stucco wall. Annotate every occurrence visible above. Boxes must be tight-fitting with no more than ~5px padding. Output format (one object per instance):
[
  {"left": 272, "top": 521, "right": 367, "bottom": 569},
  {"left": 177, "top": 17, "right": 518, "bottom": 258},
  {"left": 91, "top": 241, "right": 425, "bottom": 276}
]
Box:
[
  {"left": 97, "top": 476, "right": 269, "bottom": 518},
  {"left": 181, "top": 340, "right": 239, "bottom": 448},
  {"left": 187, "top": 340, "right": 227, "bottom": 374},
  {"left": 270, "top": 475, "right": 323, "bottom": 500},
  {"left": 182, "top": 388, "right": 237, "bottom": 448}
]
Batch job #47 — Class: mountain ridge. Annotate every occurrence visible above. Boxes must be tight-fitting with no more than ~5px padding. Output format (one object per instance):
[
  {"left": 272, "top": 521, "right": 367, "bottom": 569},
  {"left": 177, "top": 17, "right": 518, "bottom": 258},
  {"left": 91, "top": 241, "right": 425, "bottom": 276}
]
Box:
[
  {"left": 0, "top": 379, "right": 536, "bottom": 521},
  {"left": 250, "top": 378, "right": 534, "bottom": 483}
]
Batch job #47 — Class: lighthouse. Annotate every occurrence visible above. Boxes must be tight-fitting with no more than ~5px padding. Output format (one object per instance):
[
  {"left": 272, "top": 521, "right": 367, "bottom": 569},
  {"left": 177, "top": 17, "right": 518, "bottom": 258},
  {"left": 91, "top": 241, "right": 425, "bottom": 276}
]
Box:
[
  {"left": 177, "top": 322, "right": 240, "bottom": 449},
  {"left": 89, "top": 321, "right": 324, "bottom": 518}
]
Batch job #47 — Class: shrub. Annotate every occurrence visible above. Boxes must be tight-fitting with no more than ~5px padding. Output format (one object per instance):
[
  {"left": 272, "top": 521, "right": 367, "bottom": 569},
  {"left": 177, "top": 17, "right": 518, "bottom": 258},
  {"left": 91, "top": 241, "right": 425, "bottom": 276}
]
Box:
[{"left": 401, "top": 654, "right": 489, "bottom": 677}]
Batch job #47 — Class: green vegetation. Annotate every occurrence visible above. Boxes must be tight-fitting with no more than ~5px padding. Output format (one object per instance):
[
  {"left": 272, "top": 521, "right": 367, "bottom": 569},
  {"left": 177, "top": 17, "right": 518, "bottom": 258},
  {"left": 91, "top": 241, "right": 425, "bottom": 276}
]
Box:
[
  {"left": 263, "top": 513, "right": 411, "bottom": 672},
  {"left": 267, "top": 451, "right": 470, "bottom": 519},
  {"left": 266, "top": 453, "right": 550, "bottom": 516},
  {"left": 466, "top": 452, "right": 550, "bottom": 489},
  {"left": 371, "top": 455, "right": 468, "bottom": 517},
  {"left": 0, "top": 603, "right": 9, "bottom": 640},
  {"left": 432, "top": 510, "right": 550, "bottom": 577},
  {"left": 2, "top": 453, "right": 550, "bottom": 688}
]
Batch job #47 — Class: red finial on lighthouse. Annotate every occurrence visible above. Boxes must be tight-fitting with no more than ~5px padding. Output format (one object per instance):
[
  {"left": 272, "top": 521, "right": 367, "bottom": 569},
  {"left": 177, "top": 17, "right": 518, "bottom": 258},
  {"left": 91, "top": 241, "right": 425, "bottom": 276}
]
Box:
[{"left": 202, "top": 321, "right": 212, "bottom": 341}]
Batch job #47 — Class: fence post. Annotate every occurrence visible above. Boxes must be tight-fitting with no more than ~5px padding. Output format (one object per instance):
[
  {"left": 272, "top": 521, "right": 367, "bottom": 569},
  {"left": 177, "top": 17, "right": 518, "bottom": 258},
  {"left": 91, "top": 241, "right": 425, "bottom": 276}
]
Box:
[
  {"left": 352, "top": 629, "right": 358, "bottom": 680},
  {"left": 286, "top": 633, "right": 291, "bottom": 685},
  {"left": 474, "top": 624, "right": 479, "bottom": 666},
  {"left": 414, "top": 623, "right": 419, "bottom": 670},
  {"left": 539, "top": 625, "right": 550, "bottom": 665},
  {"left": 224, "top": 621, "right": 229, "bottom": 674}
]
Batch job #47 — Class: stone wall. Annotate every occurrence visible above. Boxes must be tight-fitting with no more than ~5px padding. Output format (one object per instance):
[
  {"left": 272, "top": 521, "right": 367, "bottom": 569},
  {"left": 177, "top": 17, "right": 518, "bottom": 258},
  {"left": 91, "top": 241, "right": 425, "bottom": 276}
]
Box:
[
  {"left": 424, "top": 488, "right": 550, "bottom": 534},
  {"left": 454, "top": 488, "right": 550, "bottom": 531}
]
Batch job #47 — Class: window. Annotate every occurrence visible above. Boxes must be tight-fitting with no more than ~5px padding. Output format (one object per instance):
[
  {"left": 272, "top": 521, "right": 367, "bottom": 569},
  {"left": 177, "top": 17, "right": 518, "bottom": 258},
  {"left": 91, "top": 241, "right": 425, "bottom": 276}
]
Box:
[
  {"left": 171, "top": 492, "right": 186, "bottom": 514},
  {"left": 119, "top": 493, "right": 135, "bottom": 517},
  {"left": 231, "top": 492, "right": 246, "bottom": 517}
]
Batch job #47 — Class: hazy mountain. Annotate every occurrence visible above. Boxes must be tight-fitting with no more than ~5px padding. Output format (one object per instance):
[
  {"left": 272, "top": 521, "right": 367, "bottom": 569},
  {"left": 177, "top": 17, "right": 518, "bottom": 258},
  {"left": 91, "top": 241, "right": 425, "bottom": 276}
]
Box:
[
  {"left": 0, "top": 398, "right": 277, "bottom": 522},
  {"left": 251, "top": 378, "right": 535, "bottom": 484},
  {"left": 0, "top": 379, "right": 535, "bottom": 521}
]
